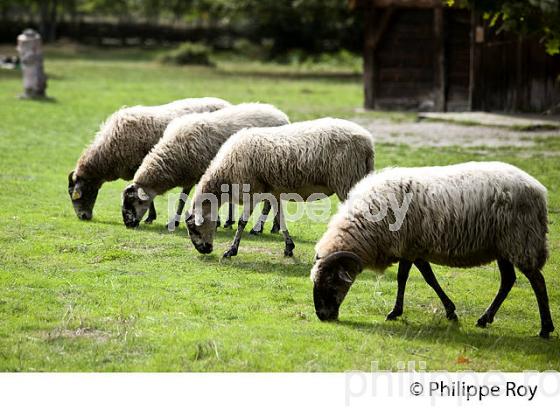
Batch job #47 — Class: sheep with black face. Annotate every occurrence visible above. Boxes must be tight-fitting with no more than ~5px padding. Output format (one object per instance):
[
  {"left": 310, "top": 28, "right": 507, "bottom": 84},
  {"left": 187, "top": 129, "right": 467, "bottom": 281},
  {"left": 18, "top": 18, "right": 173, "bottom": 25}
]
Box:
[
  {"left": 120, "top": 103, "right": 289, "bottom": 229},
  {"left": 68, "top": 97, "right": 230, "bottom": 221},
  {"left": 311, "top": 162, "right": 554, "bottom": 338},
  {"left": 187, "top": 118, "right": 375, "bottom": 258}
]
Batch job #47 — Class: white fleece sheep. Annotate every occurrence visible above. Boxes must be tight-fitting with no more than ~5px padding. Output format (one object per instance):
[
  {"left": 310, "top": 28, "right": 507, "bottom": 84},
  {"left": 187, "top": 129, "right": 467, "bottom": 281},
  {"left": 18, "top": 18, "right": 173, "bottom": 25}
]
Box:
[
  {"left": 68, "top": 97, "right": 230, "bottom": 221},
  {"left": 121, "top": 103, "right": 290, "bottom": 229},
  {"left": 311, "top": 161, "right": 553, "bottom": 338},
  {"left": 186, "top": 117, "right": 375, "bottom": 258}
]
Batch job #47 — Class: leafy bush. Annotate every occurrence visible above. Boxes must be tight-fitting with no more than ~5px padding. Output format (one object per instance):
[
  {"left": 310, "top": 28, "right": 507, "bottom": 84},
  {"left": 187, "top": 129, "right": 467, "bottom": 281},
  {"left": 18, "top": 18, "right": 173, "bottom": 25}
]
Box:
[
  {"left": 232, "top": 38, "right": 272, "bottom": 60},
  {"left": 273, "top": 49, "right": 362, "bottom": 73},
  {"left": 159, "top": 42, "right": 214, "bottom": 66}
]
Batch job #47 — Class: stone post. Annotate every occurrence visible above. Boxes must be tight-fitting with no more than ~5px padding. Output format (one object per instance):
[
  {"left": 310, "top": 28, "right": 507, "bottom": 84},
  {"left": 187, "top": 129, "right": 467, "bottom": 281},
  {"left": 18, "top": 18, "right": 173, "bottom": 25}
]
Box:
[{"left": 17, "top": 29, "right": 47, "bottom": 98}]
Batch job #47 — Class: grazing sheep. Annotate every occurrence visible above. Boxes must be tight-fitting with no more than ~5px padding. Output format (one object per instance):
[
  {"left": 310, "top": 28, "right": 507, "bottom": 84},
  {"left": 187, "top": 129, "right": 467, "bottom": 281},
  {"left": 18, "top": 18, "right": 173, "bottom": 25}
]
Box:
[
  {"left": 68, "top": 97, "right": 230, "bottom": 221},
  {"left": 121, "top": 103, "right": 290, "bottom": 229},
  {"left": 186, "top": 118, "right": 375, "bottom": 258},
  {"left": 311, "top": 161, "right": 554, "bottom": 338}
]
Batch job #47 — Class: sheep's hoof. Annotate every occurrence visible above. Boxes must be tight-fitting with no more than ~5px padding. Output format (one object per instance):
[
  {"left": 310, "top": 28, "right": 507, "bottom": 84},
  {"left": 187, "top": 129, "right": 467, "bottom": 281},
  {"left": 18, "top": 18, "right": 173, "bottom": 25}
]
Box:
[
  {"left": 446, "top": 311, "right": 459, "bottom": 321},
  {"left": 144, "top": 219, "right": 154, "bottom": 225},
  {"left": 271, "top": 226, "right": 280, "bottom": 234},
  {"left": 539, "top": 324, "right": 555, "bottom": 339},
  {"left": 284, "top": 241, "right": 295, "bottom": 257},
  {"left": 223, "top": 248, "right": 238, "bottom": 258},
  {"left": 223, "top": 221, "right": 235, "bottom": 229},
  {"left": 539, "top": 330, "right": 551, "bottom": 339},
  {"left": 476, "top": 316, "right": 489, "bottom": 328},
  {"left": 249, "top": 228, "right": 263, "bottom": 236},
  {"left": 386, "top": 310, "right": 401, "bottom": 321}
]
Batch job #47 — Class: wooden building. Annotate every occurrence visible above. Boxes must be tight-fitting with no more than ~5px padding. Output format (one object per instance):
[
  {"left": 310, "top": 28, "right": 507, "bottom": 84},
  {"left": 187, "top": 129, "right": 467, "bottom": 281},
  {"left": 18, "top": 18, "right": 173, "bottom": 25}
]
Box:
[{"left": 353, "top": 0, "right": 560, "bottom": 112}]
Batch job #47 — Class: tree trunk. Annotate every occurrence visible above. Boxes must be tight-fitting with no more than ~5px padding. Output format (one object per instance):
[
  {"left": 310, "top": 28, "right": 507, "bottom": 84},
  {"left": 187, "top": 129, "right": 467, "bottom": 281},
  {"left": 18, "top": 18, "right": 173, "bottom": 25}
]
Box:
[
  {"left": 39, "top": 1, "right": 49, "bottom": 39},
  {"left": 48, "top": 0, "right": 58, "bottom": 42},
  {"left": 39, "top": 0, "right": 58, "bottom": 43},
  {"left": 433, "top": 7, "right": 446, "bottom": 111}
]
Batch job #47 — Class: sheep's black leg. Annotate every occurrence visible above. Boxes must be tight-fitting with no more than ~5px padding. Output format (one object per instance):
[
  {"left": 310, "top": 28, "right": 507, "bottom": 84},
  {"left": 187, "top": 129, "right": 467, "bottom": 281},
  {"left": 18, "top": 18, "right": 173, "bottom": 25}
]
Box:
[
  {"left": 386, "top": 259, "right": 413, "bottom": 321},
  {"left": 168, "top": 187, "right": 190, "bottom": 229},
  {"left": 414, "top": 259, "right": 457, "bottom": 320},
  {"left": 223, "top": 204, "right": 253, "bottom": 258},
  {"left": 282, "top": 230, "right": 295, "bottom": 257},
  {"left": 477, "top": 259, "right": 516, "bottom": 328},
  {"left": 144, "top": 202, "right": 157, "bottom": 224},
  {"left": 250, "top": 200, "right": 272, "bottom": 235},
  {"left": 271, "top": 212, "right": 280, "bottom": 234},
  {"left": 520, "top": 268, "right": 554, "bottom": 338},
  {"left": 271, "top": 198, "right": 294, "bottom": 256},
  {"left": 223, "top": 203, "right": 235, "bottom": 229}
]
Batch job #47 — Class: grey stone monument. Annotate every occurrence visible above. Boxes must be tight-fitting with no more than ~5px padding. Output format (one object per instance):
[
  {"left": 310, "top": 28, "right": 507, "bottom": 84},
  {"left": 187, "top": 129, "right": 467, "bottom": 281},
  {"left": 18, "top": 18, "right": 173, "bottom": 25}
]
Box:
[{"left": 17, "top": 29, "right": 47, "bottom": 98}]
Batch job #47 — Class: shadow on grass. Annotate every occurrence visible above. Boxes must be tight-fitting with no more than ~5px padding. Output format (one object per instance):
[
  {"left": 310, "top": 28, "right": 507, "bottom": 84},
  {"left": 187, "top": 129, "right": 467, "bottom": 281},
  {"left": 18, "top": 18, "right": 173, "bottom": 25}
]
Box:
[
  {"left": 93, "top": 218, "right": 176, "bottom": 234},
  {"left": 338, "top": 319, "right": 560, "bottom": 359},
  {"left": 19, "top": 96, "right": 58, "bottom": 103},
  {"left": 95, "top": 218, "right": 316, "bottom": 244},
  {"left": 212, "top": 228, "right": 316, "bottom": 245},
  {"left": 219, "top": 258, "right": 312, "bottom": 277}
]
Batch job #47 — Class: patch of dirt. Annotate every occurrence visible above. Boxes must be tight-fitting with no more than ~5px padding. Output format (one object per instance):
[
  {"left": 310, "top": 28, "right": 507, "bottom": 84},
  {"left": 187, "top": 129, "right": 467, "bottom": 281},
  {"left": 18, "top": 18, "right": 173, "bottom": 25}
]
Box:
[
  {"left": 418, "top": 111, "right": 560, "bottom": 130},
  {"left": 42, "top": 327, "right": 111, "bottom": 342},
  {"left": 354, "top": 118, "right": 560, "bottom": 148}
]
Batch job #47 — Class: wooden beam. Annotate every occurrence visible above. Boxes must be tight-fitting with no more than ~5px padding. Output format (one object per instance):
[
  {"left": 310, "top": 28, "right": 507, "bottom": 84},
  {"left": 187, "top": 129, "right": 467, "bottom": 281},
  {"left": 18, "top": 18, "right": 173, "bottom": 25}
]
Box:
[
  {"left": 363, "top": 7, "right": 395, "bottom": 109},
  {"left": 468, "top": 10, "right": 483, "bottom": 110},
  {"left": 371, "top": 7, "right": 394, "bottom": 50},
  {"left": 433, "top": 7, "right": 446, "bottom": 111},
  {"left": 363, "top": 7, "right": 377, "bottom": 109},
  {"left": 514, "top": 35, "right": 528, "bottom": 110}
]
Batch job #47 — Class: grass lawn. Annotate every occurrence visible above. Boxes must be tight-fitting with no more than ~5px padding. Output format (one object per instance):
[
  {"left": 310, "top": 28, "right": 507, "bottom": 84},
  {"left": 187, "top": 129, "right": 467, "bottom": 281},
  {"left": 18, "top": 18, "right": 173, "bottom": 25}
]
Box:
[{"left": 0, "top": 46, "right": 559, "bottom": 371}]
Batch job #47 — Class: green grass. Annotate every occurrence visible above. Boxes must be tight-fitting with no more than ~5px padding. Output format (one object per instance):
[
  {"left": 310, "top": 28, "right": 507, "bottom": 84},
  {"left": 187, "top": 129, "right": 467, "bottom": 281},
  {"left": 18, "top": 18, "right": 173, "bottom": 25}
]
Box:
[{"left": 0, "top": 45, "right": 559, "bottom": 371}]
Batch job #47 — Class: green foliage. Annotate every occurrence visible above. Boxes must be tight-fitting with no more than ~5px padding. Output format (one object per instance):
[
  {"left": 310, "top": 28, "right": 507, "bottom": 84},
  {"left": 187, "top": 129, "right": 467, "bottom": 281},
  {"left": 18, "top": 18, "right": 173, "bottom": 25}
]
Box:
[
  {"left": 1, "top": 0, "right": 361, "bottom": 55},
  {"left": 448, "top": 0, "right": 560, "bottom": 55},
  {"left": 222, "top": 0, "right": 361, "bottom": 54},
  {"left": 272, "top": 49, "right": 362, "bottom": 73},
  {"left": 158, "top": 42, "right": 214, "bottom": 66}
]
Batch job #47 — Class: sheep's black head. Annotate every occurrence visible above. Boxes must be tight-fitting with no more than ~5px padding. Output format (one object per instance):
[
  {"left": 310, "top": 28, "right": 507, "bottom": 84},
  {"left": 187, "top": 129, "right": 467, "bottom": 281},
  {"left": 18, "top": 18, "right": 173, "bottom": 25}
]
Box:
[
  {"left": 311, "top": 251, "right": 363, "bottom": 321},
  {"left": 121, "top": 184, "right": 153, "bottom": 228},
  {"left": 186, "top": 204, "right": 217, "bottom": 254},
  {"left": 68, "top": 170, "right": 100, "bottom": 221}
]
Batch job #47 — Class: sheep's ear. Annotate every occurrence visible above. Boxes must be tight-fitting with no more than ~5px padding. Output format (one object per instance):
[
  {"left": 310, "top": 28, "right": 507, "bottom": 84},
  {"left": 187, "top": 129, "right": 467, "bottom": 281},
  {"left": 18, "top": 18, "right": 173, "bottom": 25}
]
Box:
[
  {"left": 338, "top": 270, "right": 354, "bottom": 284},
  {"left": 68, "top": 171, "right": 76, "bottom": 187},
  {"left": 137, "top": 187, "right": 150, "bottom": 201},
  {"left": 322, "top": 251, "right": 363, "bottom": 283},
  {"left": 184, "top": 211, "right": 194, "bottom": 224},
  {"left": 123, "top": 185, "right": 136, "bottom": 199}
]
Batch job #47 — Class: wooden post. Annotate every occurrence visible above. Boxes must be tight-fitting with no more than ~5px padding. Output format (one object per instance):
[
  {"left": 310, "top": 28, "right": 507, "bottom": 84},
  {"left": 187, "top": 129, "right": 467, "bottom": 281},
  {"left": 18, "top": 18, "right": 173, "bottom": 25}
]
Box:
[
  {"left": 363, "top": 7, "right": 394, "bottom": 110},
  {"left": 17, "top": 29, "right": 47, "bottom": 99},
  {"left": 363, "top": 7, "right": 377, "bottom": 109},
  {"left": 468, "top": 10, "right": 483, "bottom": 111},
  {"left": 514, "top": 35, "right": 527, "bottom": 111},
  {"left": 433, "top": 7, "right": 446, "bottom": 111}
]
